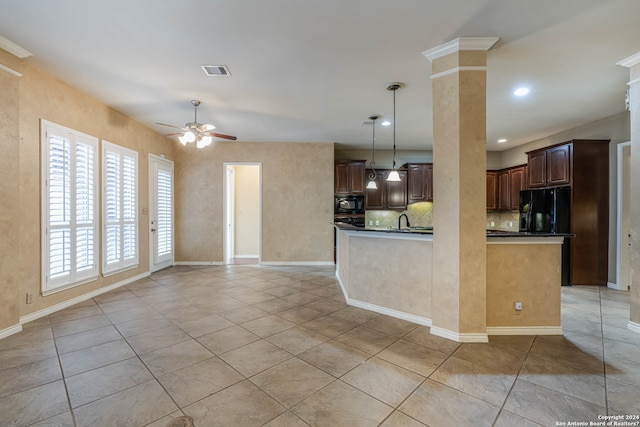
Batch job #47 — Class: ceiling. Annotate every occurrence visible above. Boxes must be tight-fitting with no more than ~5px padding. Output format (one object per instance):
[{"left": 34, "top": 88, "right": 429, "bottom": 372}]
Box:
[{"left": 1, "top": 0, "right": 639, "bottom": 151}]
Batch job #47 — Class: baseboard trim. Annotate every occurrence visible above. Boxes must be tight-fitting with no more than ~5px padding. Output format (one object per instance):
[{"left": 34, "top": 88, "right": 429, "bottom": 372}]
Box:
[
  {"left": 346, "top": 298, "right": 432, "bottom": 327},
  {"left": 173, "top": 261, "right": 224, "bottom": 266},
  {"left": 628, "top": 321, "right": 640, "bottom": 334},
  {"left": 232, "top": 255, "right": 259, "bottom": 259},
  {"left": 486, "top": 326, "right": 563, "bottom": 336},
  {"left": 430, "top": 326, "right": 489, "bottom": 343},
  {"left": 0, "top": 323, "right": 23, "bottom": 340},
  {"left": 260, "top": 261, "right": 335, "bottom": 266},
  {"left": 607, "top": 281, "right": 623, "bottom": 290},
  {"left": 19, "top": 271, "right": 150, "bottom": 325}
]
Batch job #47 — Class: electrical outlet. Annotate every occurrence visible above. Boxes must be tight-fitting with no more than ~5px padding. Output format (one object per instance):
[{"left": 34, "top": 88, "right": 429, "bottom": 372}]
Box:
[
  {"left": 369, "top": 220, "right": 373, "bottom": 226},
  {"left": 26, "top": 293, "right": 34, "bottom": 304},
  {"left": 514, "top": 301, "right": 522, "bottom": 311},
  {"left": 375, "top": 220, "right": 379, "bottom": 225},
  {"left": 509, "top": 221, "right": 513, "bottom": 227},
  {"left": 490, "top": 221, "right": 495, "bottom": 227}
]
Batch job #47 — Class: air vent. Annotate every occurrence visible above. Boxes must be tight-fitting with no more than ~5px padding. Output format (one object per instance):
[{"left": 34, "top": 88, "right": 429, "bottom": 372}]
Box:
[{"left": 201, "top": 65, "right": 231, "bottom": 76}]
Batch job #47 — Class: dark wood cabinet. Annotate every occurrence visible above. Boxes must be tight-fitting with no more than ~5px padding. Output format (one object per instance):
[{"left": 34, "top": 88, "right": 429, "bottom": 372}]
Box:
[
  {"left": 335, "top": 160, "right": 365, "bottom": 194},
  {"left": 488, "top": 165, "right": 526, "bottom": 211},
  {"left": 497, "top": 170, "right": 510, "bottom": 210},
  {"left": 547, "top": 144, "right": 572, "bottom": 187},
  {"left": 508, "top": 166, "right": 526, "bottom": 211},
  {"left": 365, "top": 169, "right": 407, "bottom": 210},
  {"left": 527, "top": 150, "right": 547, "bottom": 188},
  {"left": 527, "top": 144, "right": 572, "bottom": 188},
  {"left": 364, "top": 172, "right": 385, "bottom": 210},
  {"left": 486, "top": 171, "right": 498, "bottom": 210},
  {"left": 407, "top": 163, "right": 433, "bottom": 204},
  {"left": 526, "top": 139, "right": 610, "bottom": 286}
]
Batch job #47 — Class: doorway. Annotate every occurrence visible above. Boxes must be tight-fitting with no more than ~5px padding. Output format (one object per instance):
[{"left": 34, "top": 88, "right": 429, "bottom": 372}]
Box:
[
  {"left": 149, "top": 155, "right": 174, "bottom": 272},
  {"left": 614, "top": 142, "right": 631, "bottom": 290},
  {"left": 223, "top": 163, "right": 262, "bottom": 265}
]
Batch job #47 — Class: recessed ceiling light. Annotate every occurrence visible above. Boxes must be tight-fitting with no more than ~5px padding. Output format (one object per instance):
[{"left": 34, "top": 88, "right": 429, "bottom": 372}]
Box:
[
  {"left": 381, "top": 120, "right": 391, "bottom": 126},
  {"left": 514, "top": 87, "right": 530, "bottom": 96},
  {"left": 498, "top": 139, "right": 507, "bottom": 143}
]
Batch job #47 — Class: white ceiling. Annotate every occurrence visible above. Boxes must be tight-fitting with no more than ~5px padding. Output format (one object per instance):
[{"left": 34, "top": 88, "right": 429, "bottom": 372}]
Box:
[{"left": 1, "top": 0, "right": 638, "bottom": 151}]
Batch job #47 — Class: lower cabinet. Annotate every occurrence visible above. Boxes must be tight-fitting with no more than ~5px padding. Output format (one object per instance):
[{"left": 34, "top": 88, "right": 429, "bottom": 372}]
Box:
[{"left": 365, "top": 169, "right": 407, "bottom": 210}]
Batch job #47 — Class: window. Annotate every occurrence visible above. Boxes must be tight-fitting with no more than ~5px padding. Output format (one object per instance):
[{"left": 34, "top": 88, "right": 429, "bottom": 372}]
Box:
[
  {"left": 102, "top": 141, "right": 138, "bottom": 275},
  {"left": 41, "top": 120, "right": 98, "bottom": 295}
]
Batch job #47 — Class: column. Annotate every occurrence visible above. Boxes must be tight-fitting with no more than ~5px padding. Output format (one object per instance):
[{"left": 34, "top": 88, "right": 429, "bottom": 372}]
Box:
[
  {"left": 618, "top": 52, "right": 640, "bottom": 334},
  {"left": 0, "top": 53, "right": 22, "bottom": 338},
  {"left": 423, "top": 37, "right": 498, "bottom": 342}
]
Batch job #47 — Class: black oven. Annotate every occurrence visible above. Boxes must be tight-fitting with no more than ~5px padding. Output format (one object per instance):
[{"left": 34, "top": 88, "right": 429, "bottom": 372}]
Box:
[{"left": 335, "top": 195, "right": 364, "bottom": 214}]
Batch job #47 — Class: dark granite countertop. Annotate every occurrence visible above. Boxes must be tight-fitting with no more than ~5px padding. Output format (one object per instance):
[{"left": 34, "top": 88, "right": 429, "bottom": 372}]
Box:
[{"left": 335, "top": 224, "right": 574, "bottom": 238}]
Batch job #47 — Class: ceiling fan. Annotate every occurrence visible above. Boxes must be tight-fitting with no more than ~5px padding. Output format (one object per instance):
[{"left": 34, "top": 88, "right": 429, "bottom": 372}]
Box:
[{"left": 156, "top": 100, "right": 237, "bottom": 148}]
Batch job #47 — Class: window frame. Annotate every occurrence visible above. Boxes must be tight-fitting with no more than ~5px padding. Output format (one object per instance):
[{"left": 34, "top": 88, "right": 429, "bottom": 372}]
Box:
[
  {"left": 40, "top": 120, "right": 99, "bottom": 295},
  {"left": 102, "top": 140, "right": 139, "bottom": 276}
]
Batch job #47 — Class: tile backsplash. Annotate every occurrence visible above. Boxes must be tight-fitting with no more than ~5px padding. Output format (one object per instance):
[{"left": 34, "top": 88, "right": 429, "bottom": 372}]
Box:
[
  {"left": 365, "top": 203, "right": 519, "bottom": 231},
  {"left": 365, "top": 202, "right": 433, "bottom": 229},
  {"left": 487, "top": 211, "right": 520, "bottom": 231}
]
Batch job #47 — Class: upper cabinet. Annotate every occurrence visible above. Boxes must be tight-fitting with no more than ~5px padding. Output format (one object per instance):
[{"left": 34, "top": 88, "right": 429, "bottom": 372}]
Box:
[
  {"left": 335, "top": 160, "right": 366, "bottom": 194},
  {"left": 508, "top": 166, "right": 526, "bottom": 211},
  {"left": 527, "top": 144, "right": 572, "bottom": 188},
  {"left": 497, "top": 170, "right": 511, "bottom": 210},
  {"left": 406, "top": 163, "right": 433, "bottom": 204},
  {"left": 486, "top": 171, "right": 498, "bottom": 210},
  {"left": 365, "top": 169, "right": 407, "bottom": 210},
  {"left": 487, "top": 165, "right": 526, "bottom": 211}
]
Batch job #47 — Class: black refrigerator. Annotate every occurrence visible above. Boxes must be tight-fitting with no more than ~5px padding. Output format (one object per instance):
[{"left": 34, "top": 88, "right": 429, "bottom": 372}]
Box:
[{"left": 519, "top": 187, "right": 571, "bottom": 286}]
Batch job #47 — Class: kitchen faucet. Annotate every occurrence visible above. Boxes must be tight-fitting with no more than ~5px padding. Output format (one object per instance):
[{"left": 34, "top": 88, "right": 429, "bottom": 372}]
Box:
[{"left": 398, "top": 213, "right": 411, "bottom": 230}]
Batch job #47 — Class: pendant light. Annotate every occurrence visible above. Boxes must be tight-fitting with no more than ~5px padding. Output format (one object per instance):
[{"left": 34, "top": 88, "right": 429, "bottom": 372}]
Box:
[
  {"left": 366, "top": 115, "right": 380, "bottom": 189},
  {"left": 386, "top": 83, "right": 404, "bottom": 182}
]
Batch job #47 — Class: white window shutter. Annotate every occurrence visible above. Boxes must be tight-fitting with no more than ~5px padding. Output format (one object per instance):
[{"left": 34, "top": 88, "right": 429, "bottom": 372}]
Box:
[{"left": 102, "top": 141, "right": 138, "bottom": 274}]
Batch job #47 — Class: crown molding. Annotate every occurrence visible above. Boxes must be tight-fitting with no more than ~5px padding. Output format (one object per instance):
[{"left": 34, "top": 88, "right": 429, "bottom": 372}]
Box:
[
  {"left": 423, "top": 37, "right": 499, "bottom": 62},
  {"left": 0, "top": 35, "right": 32, "bottom": 58},
  {"left": 617, "top": 51, "right": 640, "bottom": 68}
]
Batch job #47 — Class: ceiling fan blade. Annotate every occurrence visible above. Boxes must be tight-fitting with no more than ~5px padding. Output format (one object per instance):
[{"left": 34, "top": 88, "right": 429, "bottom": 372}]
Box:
[
  {"left": 155, "top": 122, "right": 185, "bottom": 130},
  {"left": 205, "top": 131, "right": 237, "bottom": 141},
  {"left": 163, "top": 132, "right": 183, "bottom": 137}
]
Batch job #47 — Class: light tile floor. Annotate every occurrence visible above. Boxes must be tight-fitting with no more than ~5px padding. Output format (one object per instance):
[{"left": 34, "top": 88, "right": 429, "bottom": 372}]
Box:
[{"left": 1, "top": 265, "right": 639, "bottom": 426}]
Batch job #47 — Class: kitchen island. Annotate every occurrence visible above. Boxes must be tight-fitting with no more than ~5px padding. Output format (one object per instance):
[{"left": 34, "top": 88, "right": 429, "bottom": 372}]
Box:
[{"left": 335, "top": 224, "right": 570, "bottom": 340}]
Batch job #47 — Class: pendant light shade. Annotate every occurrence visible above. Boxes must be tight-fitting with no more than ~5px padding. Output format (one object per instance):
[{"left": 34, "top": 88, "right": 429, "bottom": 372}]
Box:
[
  {"left": 367, "top": 115, "right": 380, "bottom": 190},
  {"left": 386, "top": 170, "right": 401, "bottom": 182},
  {"left": 386, "top": 83, "right": 404, "bottom": 182}
]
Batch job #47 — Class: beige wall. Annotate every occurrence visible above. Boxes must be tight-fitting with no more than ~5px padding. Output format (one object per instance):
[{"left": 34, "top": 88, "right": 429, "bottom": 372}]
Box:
[
  {"left": 0, "top": 53, "right": 21, "bottom": 331},
  {"left": 0, "top": 49, "right": 176, "bottom": 325},
  {"left": 487, "top": 242, "right": 562, "bottom": 328},
  {"left": 233, "top": 165, "right": 260, "bottom": 257},
  {"left": 175, "top": 142, "right": 334, "bottom": 263},
  {"left": 336, "top": 230, "right": 432, "bottom": 320},
  {"left": 628, "top": 63, "right": 640, "bottom": 324},
  {"left": 335, "top": 148, "right": 502, "bottom": 170}
]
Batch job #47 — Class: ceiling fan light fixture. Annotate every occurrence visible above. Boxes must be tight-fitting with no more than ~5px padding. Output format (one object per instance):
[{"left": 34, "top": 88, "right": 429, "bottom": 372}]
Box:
[
  {"left": 183, "top": 131, "right": 196, "bottom": 143},
  {"left": 201, "top": 135, "right": 213, "bottom": 146}
]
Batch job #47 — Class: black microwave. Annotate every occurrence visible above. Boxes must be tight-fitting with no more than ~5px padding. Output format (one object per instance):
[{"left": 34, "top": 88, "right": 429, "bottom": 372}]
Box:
[{"left": 335, "top": 195, "right": 364, "bottom": 214}]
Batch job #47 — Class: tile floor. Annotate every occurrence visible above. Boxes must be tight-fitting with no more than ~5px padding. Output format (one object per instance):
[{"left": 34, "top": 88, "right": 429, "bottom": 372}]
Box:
[{"left": 1, "top": 265, "right": 639, "bottom": 427}]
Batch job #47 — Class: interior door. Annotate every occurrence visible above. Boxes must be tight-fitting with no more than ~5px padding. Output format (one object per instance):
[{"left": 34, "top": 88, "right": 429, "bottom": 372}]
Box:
[
  {"left": 224, "top": 166, "right": 235, "bottom": 264},
  {"left": 149, "top": 155, "right": 174, "bottom": 272}
]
